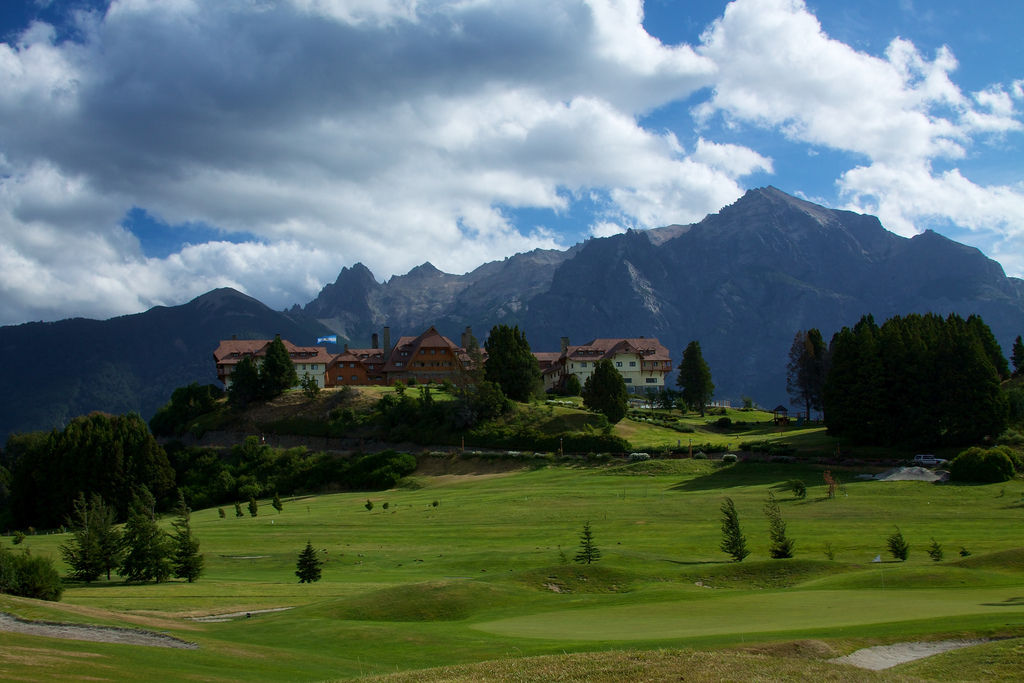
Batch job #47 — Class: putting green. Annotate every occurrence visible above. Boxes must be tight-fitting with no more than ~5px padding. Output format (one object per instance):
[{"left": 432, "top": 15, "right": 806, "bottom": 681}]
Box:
[{"left": 473, "top": 588, "right": 1024, "bottom": 641}]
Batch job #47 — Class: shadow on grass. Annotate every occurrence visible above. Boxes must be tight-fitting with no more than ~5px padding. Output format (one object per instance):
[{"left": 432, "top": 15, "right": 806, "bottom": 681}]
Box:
[
  {"left": 981, "top": 596, "right": 1024, "bottom": 607},
  {"left": 669, "top": 462, "right": 829, "bottom": 492}
]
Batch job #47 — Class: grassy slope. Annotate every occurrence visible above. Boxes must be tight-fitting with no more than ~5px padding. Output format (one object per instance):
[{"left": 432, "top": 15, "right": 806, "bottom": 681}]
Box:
[{"left": 2, "top": 459, "right": 1022, "bottom": 682}]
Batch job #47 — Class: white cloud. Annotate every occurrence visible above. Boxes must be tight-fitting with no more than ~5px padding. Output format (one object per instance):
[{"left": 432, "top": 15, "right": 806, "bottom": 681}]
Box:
[
  {"left": 696, "top": 0, "right": 1024, "bottom": 272},
  {"left": 0, "top": 0, "right": 762, "bottom": 324}
]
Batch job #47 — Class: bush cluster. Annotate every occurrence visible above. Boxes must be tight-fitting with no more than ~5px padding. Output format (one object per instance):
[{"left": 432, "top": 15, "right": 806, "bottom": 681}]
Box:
[
  {"left": 739, "top": 440, "right": 796, "bottom": 456},
  {"left": 0, "top": 544, "right": 63, "bottom": 601},
  {"left": 948, "top": 446, "right": 1017, "bottom": 483}
]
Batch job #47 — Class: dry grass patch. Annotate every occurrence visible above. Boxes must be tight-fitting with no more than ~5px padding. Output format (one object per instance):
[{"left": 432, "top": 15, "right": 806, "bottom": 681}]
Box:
[{"left": 355, "top": 648, "right": 918, "bottom": 683}]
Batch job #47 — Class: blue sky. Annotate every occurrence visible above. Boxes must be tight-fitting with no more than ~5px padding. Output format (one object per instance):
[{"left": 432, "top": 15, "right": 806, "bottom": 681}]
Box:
[{"left": 0, "top": 0, "right": 1021, "bottom": 324}]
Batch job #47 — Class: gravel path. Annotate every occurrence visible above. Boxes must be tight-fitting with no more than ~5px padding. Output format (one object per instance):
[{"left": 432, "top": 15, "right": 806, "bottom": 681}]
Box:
[
  {"left": 832, "top": 639, "right": 989, "bottom": 670},
  {"left": 0, "top": 612, "right": 198, "bottom": 649},
  {"left": 189, "top": 606, "right": 293, "bottom": 622}
]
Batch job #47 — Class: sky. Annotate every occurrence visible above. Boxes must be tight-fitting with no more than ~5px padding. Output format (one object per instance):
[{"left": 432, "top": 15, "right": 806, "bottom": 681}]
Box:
[{"left": 0, "top": 0, "right": 1021, "bottom": 325}]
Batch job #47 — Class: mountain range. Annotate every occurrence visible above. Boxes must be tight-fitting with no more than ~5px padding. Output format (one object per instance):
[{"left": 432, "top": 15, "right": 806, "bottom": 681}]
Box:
[{"left": 2, "top": 187, "right": 1022, "bottom": 440}]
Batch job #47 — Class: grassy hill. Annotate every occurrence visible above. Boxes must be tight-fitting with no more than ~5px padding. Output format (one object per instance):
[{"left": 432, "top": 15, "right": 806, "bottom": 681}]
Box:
[{"left": 1, "top": 453, "right": 1022, "bottom": 682}]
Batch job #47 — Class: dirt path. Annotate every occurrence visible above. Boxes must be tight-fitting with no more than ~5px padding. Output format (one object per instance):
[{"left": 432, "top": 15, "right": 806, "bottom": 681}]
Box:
[
  {"left": 832, "top": 639, "right": 989, "bottom": 670},
  {"left": 0, "top": 612, "right": 198, "bottom": 649},
  {"left": 189, "top": 607, "right": 293, "bottom": 623}
]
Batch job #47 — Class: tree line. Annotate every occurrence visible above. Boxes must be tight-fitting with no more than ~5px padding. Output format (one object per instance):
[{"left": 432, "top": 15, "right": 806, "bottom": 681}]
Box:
[{"left": 788, "top": 312, "right": 1014, "bottom": 447}]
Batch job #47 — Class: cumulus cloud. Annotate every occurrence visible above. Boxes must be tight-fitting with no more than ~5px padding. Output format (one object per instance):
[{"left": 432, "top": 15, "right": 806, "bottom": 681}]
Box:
[
  {"left": 0, "top": 0, "right": 763, "bottom": 324},
  {"left": 696, "top": 0, "right": 1024, "bottom": 260}
]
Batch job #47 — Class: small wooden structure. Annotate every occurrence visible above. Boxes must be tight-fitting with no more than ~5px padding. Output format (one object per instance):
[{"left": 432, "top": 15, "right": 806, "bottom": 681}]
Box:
[{"left": 773, "top": 405, "right": 789, "bottom": 426}]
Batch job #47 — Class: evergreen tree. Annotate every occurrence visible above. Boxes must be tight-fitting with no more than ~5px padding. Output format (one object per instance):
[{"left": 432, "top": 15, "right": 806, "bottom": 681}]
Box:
[
  {"left": 59, "top": 493, "right": 103, "bottom": 583},
  {"left": 967, "top": 314, "right": 1010, "bottom": 380},
  {"left": 260, "top": 335, "right": 299, "bottom": 399},
  {"left": 170, "top": 492, "right": 204, "bottom": 583},
  {"left": 272, "top": 492, "right": 284, "bottom": 514},
  {"left": 59, "top": 493, "right": 122, "bottom": 583},
  {"left": 248, "top": 497, "right": 259, "bottom": 517},
  {"left": 581, "top": 359, "right": 629, "bottom": 423},
  {"left": 228, "top": 355, "right": 262, "bottom": 408},
  {"left": 1011, "top": 335, "right": 1024, "bottom": 378},
  {"left": 573, "top": 522, "right": 601, "bottom": 564},
  {"left": 763, "top": 492, "right": 794, "bottom": 559},
  {"left": 234, "top": 502, "right": 244, "bottom": 518},
  {"left": 119, "top": 496, "right": 172, "bottom": 583},
  {"left": 719, "top": 497, "right": 749, "bottom": 562},
  {"left": 295, "top": 541, "right": 323, "bottom": 583},
  {"left": 565, "top": 374, "right": 581, "bottom": 397},
  {"left": 484, "top": 325, "right": 541, "bottom": 402},
  {"left": 886, "top": 526, "right": 909, "bottom": 562},
  {"left": 786, "top": 329, "right": 827, "bottom": 419},
  {"left": 676, "top": 341, "right": 715, "bottom": 417}
]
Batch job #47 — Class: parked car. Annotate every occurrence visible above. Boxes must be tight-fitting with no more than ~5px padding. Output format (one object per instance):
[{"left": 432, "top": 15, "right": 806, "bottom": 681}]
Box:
[{"left": 913, "top": 454, "right": 946, "bottom": 467}]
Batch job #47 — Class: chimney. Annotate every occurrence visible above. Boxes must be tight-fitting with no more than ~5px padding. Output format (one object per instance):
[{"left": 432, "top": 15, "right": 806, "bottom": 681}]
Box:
[
  {"left": 383, "top": 326, "right": 391, "bottom": 356},
  {"left": 344, "top": 343, "right": 349, "bottom": 352},
  {"left": 232, "top": 334, "right": 237, "bottom": 340},
  {"left": 371, "top": 332, "right": 379, "bottom": 349},
  {"left": 461, "top": 326, "right": 472, "bottom": 349},
  {"left": 561, "top": 337, "right": 570, "bottom": 355}
]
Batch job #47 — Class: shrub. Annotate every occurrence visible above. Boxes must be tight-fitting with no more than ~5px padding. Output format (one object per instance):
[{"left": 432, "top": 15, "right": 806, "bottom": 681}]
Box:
[
  {"left": 716, "top": 417, "right": 732, "bottom": 428},
  {"left": 382, "top": 502, "right": 389, "bottom": 510},
  {"left": 948, "top": 447, "right": 1015, "bottom": 483},
  {"left": 959, "top": 547, "right": 972, "bottom": 558},
  {"left": 693, "top": 452, "right": 707, "bottom": 460},
  {"left": 886, "top": 526, "right": 909, "bottom": 561},
  {"left": 628, "top": 452, "right": 651, "bottom": 462},
  {"left": 0, "top": 546, "right": 63, "bottom": 601},
  {"left": 364, "top": 500, "right": 373, "bottom": 511},
  {"left": 721, "top": 453, "right": 738, "bottom": 463},
  {"left": 788, "top": 479, "right": 807, "bottom": 499},
  {"left": 928, "top": 538, "right": 944, "bottom": 562}
]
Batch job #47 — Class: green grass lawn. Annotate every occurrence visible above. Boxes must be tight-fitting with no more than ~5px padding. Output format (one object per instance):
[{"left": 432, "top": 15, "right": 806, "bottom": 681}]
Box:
[{"left": 2, "top": 458, "right": 1022, "bottom": 682}]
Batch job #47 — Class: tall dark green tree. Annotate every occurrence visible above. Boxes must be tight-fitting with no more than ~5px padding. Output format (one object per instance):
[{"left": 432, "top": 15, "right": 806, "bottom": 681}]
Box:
[
  {"left": 967, "top": 314, "right": 1010, "bottom": 380},
  {"left": 170, "top": 492, "right": 204, "bottom": 583},
  {"left": 719, "top": 497, "right": 749, "bottom": 562},
  {"left": 676, "top": 341, "right": 715, "bottom": 417},
  {"left": 581, "top": 359, "right": 629, "bottom": 423},
  {"left": 574, "top": 522, "right": 601, "bottom": 564},
  {"left": 484, "top": 325, "right": 541, "bottom": 402},
  {"left": 786, "top": 329, "right": 827, "bottom": 419},
  {"left": 1011, "top": 335, "right": 1024, "bottom": 378},
  {"left": 119, "top": 495, "right": 172, "bottom": 583},
  {"left": 228, "top": 356, "right": 262, "bottom": 409},
  {"left": 272, "top": 492, "right": 284, "bottom": 514},
  {"left": 60, "top": 493, "right": 107, "bottom": 583},
  {"left": 763, "top": 492, "right": 794, "bottom": 559},
  {"left": 295, "top": 541, "right": 324, "bottom": 583},
  {"left": 8, "top": 413, "right": 174, "bottom": 529},
  {"left": 149, "top": 382, "right": 222, "bottom": 436},
  {"left": 260, "top": 335, "right": 300, "bottom": 399}
]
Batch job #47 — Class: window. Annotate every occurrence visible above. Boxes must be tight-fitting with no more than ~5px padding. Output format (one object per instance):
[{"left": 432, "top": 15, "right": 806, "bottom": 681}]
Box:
[
  {"left": 312, "top": 364, "right": 318, "bottom": 370},
  {"left": 652, "top": 361, "right": 659, "bottom": 367},
  {"left": 396, "top": 362, "right": 404, "bottom": 367},
  {"left": 351, "top": 375, "right": 358, "bottom": 381},
  {"left": 420, "top": 349, "right": 425, "bottom": 354},
  {"left": 301, "top": 365, "right": 306, "bottom": 370},
  {"left": 349, "top": 363, "right": 356, "bottom": 368},
  {"left": 624, "top": 378, "right": 632, "bottom": 383},
  {"left": 615, "top": 361, "right": 622, "bottom": 367},
  {"left": 441, "top": 349, "right": 447, "bottom": 354},
  {"left": 629, "top": 361, "right": 636, "bottom": 367},
  {"left": 580, "top": 362, "right": 587, "bottom": 368},
  {"left": 430, "top": 349, "right": 435, "bottom": 354},
  {"left": 645, "top": 377, "right": 657, "bottom": 383}
]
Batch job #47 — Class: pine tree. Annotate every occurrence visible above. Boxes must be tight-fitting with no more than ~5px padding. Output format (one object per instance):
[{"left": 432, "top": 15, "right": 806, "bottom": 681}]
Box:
[
  {"left": 574, "top": 522, "right": 601, "bottom": 564},
  {"left": 719, "top": 497, "right": 749, "bottom": 562},
  {"left": 59, "top": 493, "right": 103, "bottom": 583},
  {"left": 676, "top": 341, "right": 715, "bottom": 417},
  {"left": 1011, "top": 335, "right": 1024, "bottom": 378},
  {"left": 228, "top": 355, "right": 262, "bottom": 409},
  {"left": 483, "top": 325, "right": 541, "bottom": 402},
  {"left": 581, "top": 359, "right": 629, "bottom": 423},
  {"left": 234, "top": 502, "right": 244, "bottom": 518},
  {"left": 119, "top": 496, "right": 172, "bottom": 583},
  {"left": 272, "top": 492, "right": 284, "bottom": 514},
  {"left": 295, "top": 541, "right": 323, "bottom": 583},
  {"left": 170, "top": 492, "right": 204, "bottom": 583},
  {"left": 248, "top": 497, "right": 259, "bottom": 517},
  {"left": 763, "top": 492, "right": 794, "bottom": 559},
  {"left": 886, "top": 526, "right": 909, "bottom": 562},
  {"left": 260, "top": 335, "right": 299, "bottom": 399}
]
